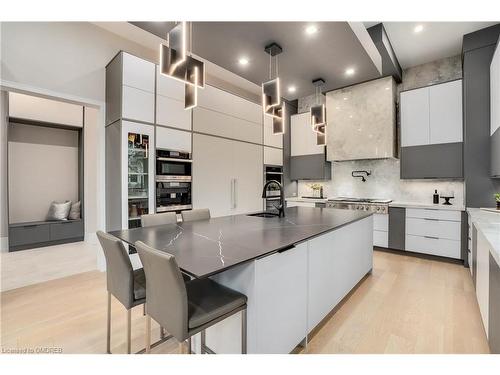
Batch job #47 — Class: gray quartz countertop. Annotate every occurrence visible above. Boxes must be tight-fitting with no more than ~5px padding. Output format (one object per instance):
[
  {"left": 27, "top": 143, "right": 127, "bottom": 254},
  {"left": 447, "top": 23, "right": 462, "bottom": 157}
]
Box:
[
  {"left": 467, "top": 208, "right": 500, "bottom": 267},
  {"left": 110, "top": 207, "right": 371, "bottom": 278}
]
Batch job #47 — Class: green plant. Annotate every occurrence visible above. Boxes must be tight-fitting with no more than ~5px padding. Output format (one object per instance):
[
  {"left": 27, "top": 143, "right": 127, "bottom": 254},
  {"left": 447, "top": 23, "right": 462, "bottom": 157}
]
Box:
[{"left": 495, "top": 193, "right": 500, "bottom": 203}]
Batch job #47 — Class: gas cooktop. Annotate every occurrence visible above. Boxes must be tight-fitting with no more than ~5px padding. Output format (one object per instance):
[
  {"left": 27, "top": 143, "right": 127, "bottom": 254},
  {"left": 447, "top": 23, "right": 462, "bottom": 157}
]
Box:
[{"left": 327, "top": 197, "right": 392, "bottom": 204}]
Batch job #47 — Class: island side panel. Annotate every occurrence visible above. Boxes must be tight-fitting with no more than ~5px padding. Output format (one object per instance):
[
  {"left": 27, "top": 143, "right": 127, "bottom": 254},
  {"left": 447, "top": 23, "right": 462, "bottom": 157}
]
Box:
[{"left": 307, "top": 215, "right": 373, "bottom": 331}]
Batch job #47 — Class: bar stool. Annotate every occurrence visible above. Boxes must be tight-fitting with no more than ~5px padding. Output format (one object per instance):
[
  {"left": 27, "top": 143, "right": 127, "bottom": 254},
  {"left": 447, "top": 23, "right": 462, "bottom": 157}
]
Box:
[
  {"left": 135, "top": 241, "right": 247, "bottom": 354},
  {"left": 97, "top": 231, "right": 146, "bottom": 354},
  {"left": 141, "top": 212, "right": 177, "bottom": 227},
  {"left": 181, "top": 208, "right": 210, "bottom": 222}
]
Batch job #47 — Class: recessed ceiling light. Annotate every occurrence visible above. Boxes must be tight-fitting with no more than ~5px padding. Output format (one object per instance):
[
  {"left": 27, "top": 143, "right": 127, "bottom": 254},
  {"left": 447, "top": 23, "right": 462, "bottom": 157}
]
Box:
[
  {"left": 288, "top": 86, "right": 296, "bottom": 93},
  {"left": 305, "top": 25, "right": 318, "bottom": 35},
  {"left": 345, "top": 68, "right": 355, "bottom": 76},
  {"left": 385, "top": 87, "right": 390, "bottom": 90},
  {"left": 238, "top": 57, "right": 249, "bottom": 66},
  {"left": 343, "top": 97, "right": 348, "bottom": 101},
  {"left": 414, "top": 24, "right": 424, "bottom": 33}
]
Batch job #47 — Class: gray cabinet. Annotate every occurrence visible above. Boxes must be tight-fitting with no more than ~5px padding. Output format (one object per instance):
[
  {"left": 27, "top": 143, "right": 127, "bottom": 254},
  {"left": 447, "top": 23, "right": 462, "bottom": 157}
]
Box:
[
  {"left": 388, "top": 207, "right": 405, "bottom": 250},
  {"left": 400, "top": 80, "right": 463, "bottom": 179}
]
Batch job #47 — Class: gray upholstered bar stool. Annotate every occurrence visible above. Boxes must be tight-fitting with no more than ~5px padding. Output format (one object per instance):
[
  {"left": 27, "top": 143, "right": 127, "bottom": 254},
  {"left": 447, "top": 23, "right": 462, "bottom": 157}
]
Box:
[
  {"left": 141, "top": 212, "right": 177, "bottom": 227},
  {"left": 135, "top": 241, "right": 247, "bottom": 354},
  {"left": 97, "top": 231, "right": 146, "bottom": 354},
  {"left": 181, "top": 208, "right": 210, "bottom": 222}
]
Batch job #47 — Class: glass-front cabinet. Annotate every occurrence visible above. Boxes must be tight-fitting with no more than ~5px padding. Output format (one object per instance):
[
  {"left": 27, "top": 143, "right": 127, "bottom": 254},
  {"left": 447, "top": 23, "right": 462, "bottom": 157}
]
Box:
[{"left": 121, "top": 121, "right": 155, "bottom": 229}]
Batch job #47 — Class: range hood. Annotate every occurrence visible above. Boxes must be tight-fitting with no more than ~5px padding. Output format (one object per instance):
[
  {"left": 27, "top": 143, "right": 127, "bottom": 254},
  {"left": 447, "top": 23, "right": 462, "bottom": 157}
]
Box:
[{"left": 326, "top": 76, "right": 397, "bottom": 161}]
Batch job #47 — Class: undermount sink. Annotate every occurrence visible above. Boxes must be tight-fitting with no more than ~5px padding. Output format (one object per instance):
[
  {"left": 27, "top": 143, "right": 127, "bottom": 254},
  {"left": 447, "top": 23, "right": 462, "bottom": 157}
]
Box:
[{"left": 247, "top": 212, "right": 279, "bottom": 218}]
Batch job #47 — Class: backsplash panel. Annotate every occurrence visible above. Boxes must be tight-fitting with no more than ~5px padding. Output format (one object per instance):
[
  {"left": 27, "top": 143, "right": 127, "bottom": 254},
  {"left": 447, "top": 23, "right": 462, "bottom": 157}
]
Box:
[{"left": 297, "top": 158, "right": 465, "bottom": 206}]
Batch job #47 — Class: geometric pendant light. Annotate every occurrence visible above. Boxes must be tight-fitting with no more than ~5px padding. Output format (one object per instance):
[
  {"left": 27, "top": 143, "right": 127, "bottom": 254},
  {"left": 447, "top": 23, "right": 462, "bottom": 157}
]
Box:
[
  {"left": 159, "top": 22, "right": 205, "bottom": 110},
  {"left": 262, "top": 42, "right": 285, "bottom": 134},
  {"left": 310, "top": 78, "right": 326, "bottom": 145}
]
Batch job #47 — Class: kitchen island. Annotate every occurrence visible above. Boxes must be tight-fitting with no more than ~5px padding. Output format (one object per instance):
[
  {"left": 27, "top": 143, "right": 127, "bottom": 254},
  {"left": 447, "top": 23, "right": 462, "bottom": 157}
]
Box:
[{"left": 110, "top": 207, "right": 373, "bottom": 354}]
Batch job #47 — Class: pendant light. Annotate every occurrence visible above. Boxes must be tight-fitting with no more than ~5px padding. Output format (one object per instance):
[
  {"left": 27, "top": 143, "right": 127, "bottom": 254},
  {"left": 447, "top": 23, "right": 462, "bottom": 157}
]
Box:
[
  {"left": 310, "top": 78, "right": 326, "bottom": 145},
  {"left": 159, "top": 22, "right": 205, "bottom": 110},
  {"left": 262, "top": 42, "right": 284, "bottom": 134}
]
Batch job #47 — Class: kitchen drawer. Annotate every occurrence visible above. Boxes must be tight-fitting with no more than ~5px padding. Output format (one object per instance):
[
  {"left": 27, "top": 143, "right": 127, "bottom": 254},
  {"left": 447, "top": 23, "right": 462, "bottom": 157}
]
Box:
[
  {"left": 406, "top": 208, "right": 461, "bottom": 222},
  {"left": 406, "top": 217, "right": 461, "bottom": 241},
  {"left": 373, "top": 230, "right": 388, "bottom": 248},
  {"left": 373, "top": 213, "right": 389, "bottom": 231},
  {"left": 50, "top": 220, "right": 84, "bottom": 241},
  {"left": 405, "top": 234, "right": 461, "bottom": 259},
  {"left": 9, "top": 223, "right": 50, "bottom": 247}
]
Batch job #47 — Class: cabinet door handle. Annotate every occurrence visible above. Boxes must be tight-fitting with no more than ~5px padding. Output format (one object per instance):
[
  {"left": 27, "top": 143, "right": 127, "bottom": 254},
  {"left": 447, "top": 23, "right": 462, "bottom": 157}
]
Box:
[
  {"left": 233, "top": 178, "right": 237, "bottom": 209},
  {"left": 424, "top": 218, "right": 439, "bottom": 221},
  {"left": 424, "top": 235, "right": 439, "bottom": 240},
  {"left": 278, "top": 244, "right": 295, "bottom": 253}
]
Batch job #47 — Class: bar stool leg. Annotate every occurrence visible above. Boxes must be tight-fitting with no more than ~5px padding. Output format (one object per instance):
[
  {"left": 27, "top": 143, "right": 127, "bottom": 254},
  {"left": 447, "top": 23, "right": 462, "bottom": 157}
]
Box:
[
  {"left": 145, "top": 314, "right": 151, "bottom": 353},
  {"left": 241, "top": 308, "right": 247, "bottom": 354},
  {"left": 106, "top": 292, "right": 111, "bottom": 354},
  {"left": 126, "top": 309, "right": 132, "bottom": 354}
]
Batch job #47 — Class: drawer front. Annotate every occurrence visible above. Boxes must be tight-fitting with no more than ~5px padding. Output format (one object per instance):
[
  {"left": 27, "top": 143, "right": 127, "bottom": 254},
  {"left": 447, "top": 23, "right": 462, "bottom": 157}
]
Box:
[
  {"left": 373, "top": 230, "right": 388, "bottom": 248},
  {"left": 406, "top": 208, "right": 461, "bottom": 222},
  {"left": 50, "top": 221, "right": 84, "bottom": 241},
  {"left": 405, "top": 234, "right": 461, "bottom": 259},
  {"left": 9, "top": 224, "right": 50, "bottom": 247},
  {"left": 373, "top": 213, "right": 389, "bottom": 231},
  {"left": 406, "top": 217, "right": 461, "bottom": 241}
]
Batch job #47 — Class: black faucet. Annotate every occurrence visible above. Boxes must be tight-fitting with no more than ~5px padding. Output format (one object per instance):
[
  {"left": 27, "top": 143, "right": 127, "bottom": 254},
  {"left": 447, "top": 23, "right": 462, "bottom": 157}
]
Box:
[{"left": 262, "top": 180, "right": 285, "bottom": 218}]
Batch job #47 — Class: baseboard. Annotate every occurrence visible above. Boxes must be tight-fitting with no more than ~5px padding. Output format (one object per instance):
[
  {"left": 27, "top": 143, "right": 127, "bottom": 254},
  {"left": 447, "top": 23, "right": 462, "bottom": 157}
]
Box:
[{"left": 0, "top": 236, "right": 8, "bottom": 253}]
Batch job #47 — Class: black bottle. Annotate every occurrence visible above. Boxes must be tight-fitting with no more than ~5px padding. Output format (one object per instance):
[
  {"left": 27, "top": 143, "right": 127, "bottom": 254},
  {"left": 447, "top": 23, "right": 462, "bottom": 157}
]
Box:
[{"left": 433, "top": 190, "right": 439, "bottom": 204}]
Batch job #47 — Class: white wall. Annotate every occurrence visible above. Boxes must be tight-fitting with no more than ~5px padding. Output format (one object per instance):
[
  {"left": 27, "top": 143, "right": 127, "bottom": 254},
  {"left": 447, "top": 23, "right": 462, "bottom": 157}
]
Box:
[{"left": 8, "top": 123, "right": 80, "bottom": 223}]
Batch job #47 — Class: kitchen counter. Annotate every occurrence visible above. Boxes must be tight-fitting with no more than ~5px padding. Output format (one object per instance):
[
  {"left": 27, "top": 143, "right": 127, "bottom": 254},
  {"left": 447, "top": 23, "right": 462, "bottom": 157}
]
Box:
[
  {"left": 467, "top": 208, "right": 500, "bottom": 266},
  {"left": 110, "top": 206, "right": 371, "bottom": 278},
  {"left": 390, "top": 201, "right": 466, "bottom": 211},
  {"left": 285, "top": 197, "right": 328, "bottom": 203}
]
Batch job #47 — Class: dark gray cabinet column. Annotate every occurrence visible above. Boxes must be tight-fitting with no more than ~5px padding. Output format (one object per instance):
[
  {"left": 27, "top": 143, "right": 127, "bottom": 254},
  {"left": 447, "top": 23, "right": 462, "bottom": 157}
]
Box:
[{"left": 388, "top": 207, "right": 405, "bottom": 250}]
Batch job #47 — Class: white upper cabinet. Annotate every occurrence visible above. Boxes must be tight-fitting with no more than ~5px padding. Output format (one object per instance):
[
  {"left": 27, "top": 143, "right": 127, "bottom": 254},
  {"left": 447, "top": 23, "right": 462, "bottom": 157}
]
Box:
[
  {"left": 156, "top": 66, "right": 185, "bottom": 101},
  {"left": 291, "top": 112, "right": 325, "bottom": 156},
  {"left": 491, "top": 42, "right": 500, "bottom": 135},
  {"left": 429, "top": 80, "right": 463, "bottom": 144},
  {"left": 122, "top": 85, "right": 155, "bottom": 124},
  {"left": 122, "top": 53, "right": 155, "bottom": 93},
  {"left": 8, "top": 92, "right": 83, "bottom": 128},
  {"left": 401, "top": 87, "right": 430, "bottom": 147},
  {"left": 264, "top": 115, "right": 283, "bottom": 149},
  {"left": 156, "top": 126, "right": 192, "bottom": 153},
  {"left": 156, "top": 95, "right": 192, "bottom": 131},
  {"left": 198, "top": 85, "right": 262, "bottom": 125},
  {"left": 401, "top": 80, "right": 463, "bottom": 147},
  {"left": 264, "top": 146, "right": 283, "bottom": 166}
]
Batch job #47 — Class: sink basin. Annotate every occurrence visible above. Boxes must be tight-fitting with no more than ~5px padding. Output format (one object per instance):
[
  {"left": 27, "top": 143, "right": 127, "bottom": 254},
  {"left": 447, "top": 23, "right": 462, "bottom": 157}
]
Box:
[{"left": 247, "top": 212, "right": 279, "bottom": 218}]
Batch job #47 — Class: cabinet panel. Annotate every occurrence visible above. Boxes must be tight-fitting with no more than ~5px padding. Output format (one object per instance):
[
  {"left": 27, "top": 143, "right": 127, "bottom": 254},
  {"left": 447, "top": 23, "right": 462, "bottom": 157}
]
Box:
[
  {"left": 291, "top": 113, "right": 325, "bottom": 156},
  {"left": 9, "top": 224, "right": 50, "bottom": 247},
  {"left": 264, "top": 115, "right": 283, "bottom": 148},
  {"left": 156, "top": 127, "right": 191, "bottom": 153},
  {"left": 122, "top": 86, "right": 155, "bottom": 123},
  {"left": 193, "top": 106, "right": 262, "bottom": 144},
  {"left": 233, "top": 142, "right": 263, "bottom": 215},
  {"left": 198, "top": 85, "right": 262, "bottom": 125},
  {"left": 401, "top": 87, "right": 430, "bottom": 147},
  {"left": 406, "top": 208, "right": 461, "bottom": 221},
  {"left": 264, "top": 146, "right": 283, "bottom": 166},
  {"left": 476, "top": 229, "right": 490, "bottom": 337},
  {"left": 406, "top": 217, "right": 461, "bottom": 241},
  {"left": 50, "top": 221, "right": 84, "bottom": 241},
  {"left": 489, "top": 253, "right": 500, "bottom": 353},
  {"left": 429, "top": 80, "right": 463, "bottom": 144},
  {"left": 156, "top": 66, "right": 185, "bottom": 101},
  {"left": 373, "top": 213, "right": 389, "bottom": 231},
  {"left": 156, "top": 95, "right": 192, "bottom": 130},
  {"left": 405, "top": 234, "right": 461, "bottom": 259},
  {"left": 491, "top": 42, "right": 500, "bottom": 136},
  {"left": 255, "top": 243, "right": 308, "bottom": 353},
  {"left": 373, "top": 230, "right": 388, "bottom": 248},
  {"left": 122, "top": 53, "right": 155, "bottom": 93},
  {"left": 192, "top": 134, "right": 233, "bottom": 218}
]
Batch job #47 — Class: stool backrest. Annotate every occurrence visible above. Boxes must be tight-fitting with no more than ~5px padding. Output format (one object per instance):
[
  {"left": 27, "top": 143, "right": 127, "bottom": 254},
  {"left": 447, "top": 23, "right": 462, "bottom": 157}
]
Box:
[
  {"left": 135, "top": 241, "right": 188, "bottom": 341},
  {"left": 181, "top": 208, "right": 211, "bottom": 222},
  {"left": 141, "top": 212, "right": 177, "bottom": 227},
  {"left": 97, "top": 231, "right": 135, "bottom": 309}
]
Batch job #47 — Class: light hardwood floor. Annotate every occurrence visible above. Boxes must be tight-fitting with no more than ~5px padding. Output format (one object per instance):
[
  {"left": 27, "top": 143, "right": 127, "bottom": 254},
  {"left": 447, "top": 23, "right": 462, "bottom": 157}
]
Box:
[{"left": 0, "top": 250, "right": 490, "bottom": 354}]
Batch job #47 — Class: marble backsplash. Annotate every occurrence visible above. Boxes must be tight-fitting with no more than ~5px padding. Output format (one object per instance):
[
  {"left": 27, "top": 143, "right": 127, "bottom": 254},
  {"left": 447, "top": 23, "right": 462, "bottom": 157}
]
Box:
[{"left": 297, "top": 158, "right": 465, "bottom": 207}]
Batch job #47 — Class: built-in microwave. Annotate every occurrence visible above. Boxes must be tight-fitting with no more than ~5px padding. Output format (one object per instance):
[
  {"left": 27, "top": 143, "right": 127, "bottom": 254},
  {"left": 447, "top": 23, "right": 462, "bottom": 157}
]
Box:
[{"left": 156, "top": 149, "right": 192, "bottom": 180}]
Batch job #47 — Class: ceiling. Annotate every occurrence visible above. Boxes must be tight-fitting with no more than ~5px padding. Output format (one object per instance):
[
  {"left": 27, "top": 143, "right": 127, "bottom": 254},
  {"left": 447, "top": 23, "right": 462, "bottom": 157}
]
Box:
[
  {"left": 364, "top": 21, "right": 498, "bottom": 68},
  {"left": 190, "top": 22, "right": 382, "bottom": 100}
]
